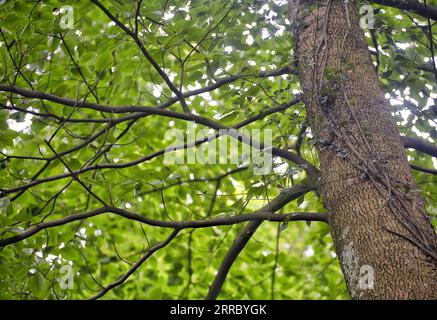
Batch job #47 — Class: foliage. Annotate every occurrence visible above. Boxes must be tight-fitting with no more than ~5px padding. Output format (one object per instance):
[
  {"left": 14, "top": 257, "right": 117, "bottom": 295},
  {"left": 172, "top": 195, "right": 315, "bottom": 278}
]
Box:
[{"left": 0, "top": 0, "right": 435, "bottom": 299}]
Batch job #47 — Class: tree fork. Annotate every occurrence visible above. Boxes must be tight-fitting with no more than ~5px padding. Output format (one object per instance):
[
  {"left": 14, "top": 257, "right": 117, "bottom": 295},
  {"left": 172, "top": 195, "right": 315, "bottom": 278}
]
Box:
[{"left": 295, "top": 0, "right": 437, "bottom": 299}]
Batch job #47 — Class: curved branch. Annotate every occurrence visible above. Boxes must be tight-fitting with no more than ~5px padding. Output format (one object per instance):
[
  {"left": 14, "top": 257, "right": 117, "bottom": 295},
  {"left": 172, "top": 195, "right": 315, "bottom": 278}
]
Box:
[
  {"left": 402, "top": 136, "right": 437, "bottom": 158},
  {"left": 89, "top": 229, "right": 180, "bottom": 300},
  {"left": 0, "top": 204, "right": 326, "bottom": 248},
  {"left": 0, "top": 86, "right": 305, "bottom": 141},
  {"left": 0, "top": 83, "right": 224, "bottom": 120},
  {"left": 90, "top": 0, "right": 191, "bottom": 112},
  {"left": 91, "top": 0, "right": 295, "bottom": 113},
  {"left": 410, "top": 163, "right": 437, "bottom": 175},
  {"left": 1, "top": 98, "right": 318, "bottom": 197},
  {"left": 0, "top": 67, "right": 295, "bottom": 114},
  {"left": 370, "top": 0, "right": 437, "bottom": 20},
  {"left": 140, "top": 166, "right": 248, "bottom": 196},
  {"left": 205, "top": 182, "right": 316, "bottom": 300}
]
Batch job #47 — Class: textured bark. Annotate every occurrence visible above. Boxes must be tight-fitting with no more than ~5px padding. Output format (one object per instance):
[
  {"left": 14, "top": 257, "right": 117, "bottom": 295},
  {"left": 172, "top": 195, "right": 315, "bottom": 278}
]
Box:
[{"left": 295, "top": 0, "right": 437, "bottom": 299}]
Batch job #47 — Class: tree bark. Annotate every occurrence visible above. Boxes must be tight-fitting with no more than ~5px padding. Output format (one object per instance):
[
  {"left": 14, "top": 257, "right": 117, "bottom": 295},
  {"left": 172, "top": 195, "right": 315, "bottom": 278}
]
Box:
[{"left": 295, "top": 0, "right": 437, "bottom": 299}]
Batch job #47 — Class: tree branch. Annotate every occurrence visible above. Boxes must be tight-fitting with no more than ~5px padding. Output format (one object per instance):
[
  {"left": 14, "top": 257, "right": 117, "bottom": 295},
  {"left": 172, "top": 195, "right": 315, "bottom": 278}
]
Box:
[
  {"left": 90, "top": 0, "right": 191, "bottom": 112},
  {"left": 410, "top": 163, "right": 437, "bottom": 175},
  {"left": 402, "top": 136, "right": 437, "bottom": 158},
  {"left": 0, "top": 97, "right": 318, "bottom": 197},
  {"left": 0, "top": 65, "right": 296, "bottom": 116},
  {"left": 205, "top": 182, "right": 317, "bottom": 300},
  {"left": 89, "top": 229, "right": 180, "bottom": 299},
  {"left": 370, "top": 0, "right": 437, "bottom": 21},
  {"left": 0, "top": 204, "right": 326, "bottom": 248}
]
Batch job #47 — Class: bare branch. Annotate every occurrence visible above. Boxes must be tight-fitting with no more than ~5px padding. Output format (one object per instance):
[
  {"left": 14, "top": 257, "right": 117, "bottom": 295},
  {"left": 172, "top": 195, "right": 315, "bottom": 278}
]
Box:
[
  {"left": 89, "top": 229, "right": 180, "bottom": 299},
  {"left": 402, "top": 136, "right": 437, "bottom": 158},
  {"left": 371, "top": 0, "right": 437, "bottom": 21},
  {"left": 44, "top": 140, "right": 109, "bottom": 207},
  {"left": 0, "top": 205, "right": 326, "bottom": 248},
  {"left": 0, "top": 97, "right": 318, "bottom": 197},
  {"left": 0, "top": 65, "right": 296, "bottom": 116},
  {"left": 205, "top": 182, "right": 317, "bottom": 300},
  {"left": 91, "top": 0, "right": 191, "bottom": 112},
  {"left": 410, "top": 163, "right": 437, "bottom": 175}
]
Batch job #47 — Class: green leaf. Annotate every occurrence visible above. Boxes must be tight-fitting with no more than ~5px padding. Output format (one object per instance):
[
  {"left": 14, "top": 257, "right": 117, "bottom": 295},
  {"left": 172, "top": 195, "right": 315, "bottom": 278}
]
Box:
[
  {"left": 279, "top": 221, "right": 288, "bottom": 233},
  {"left": 297, "top": 194, "right": 305, "bottom": 207},
  {"left": 96, "top": 51, "right": 113, "bottom": 70},
  {"left": 62, "top": 246, "right": 79, "bottom": 261}
]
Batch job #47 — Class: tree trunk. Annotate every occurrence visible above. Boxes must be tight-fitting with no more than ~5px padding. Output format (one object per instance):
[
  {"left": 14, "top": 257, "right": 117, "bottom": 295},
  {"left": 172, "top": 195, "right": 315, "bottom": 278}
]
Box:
[{"left": 295, "top": 0, "right": 437, "bottom": 299}]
